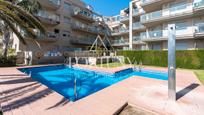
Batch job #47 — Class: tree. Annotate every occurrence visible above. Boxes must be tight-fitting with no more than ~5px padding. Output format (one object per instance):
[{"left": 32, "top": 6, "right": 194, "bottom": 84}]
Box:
[{"left": 0, "top": 0, "right": 45, "bottom": 58}]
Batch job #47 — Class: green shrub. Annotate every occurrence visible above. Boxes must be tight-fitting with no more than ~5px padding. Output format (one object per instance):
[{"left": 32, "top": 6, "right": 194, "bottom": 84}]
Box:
[
  {"left": 118, "top": 50, "right": 204, "bottom": 69},
  {"left": 0, "top": 55, "right": 17, "bottom": 67}
]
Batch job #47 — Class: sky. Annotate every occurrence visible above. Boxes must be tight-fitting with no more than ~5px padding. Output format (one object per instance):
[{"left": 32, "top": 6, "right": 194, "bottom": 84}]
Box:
[{"left": 82, "top": 0, "right": 130, "bottom": 16}]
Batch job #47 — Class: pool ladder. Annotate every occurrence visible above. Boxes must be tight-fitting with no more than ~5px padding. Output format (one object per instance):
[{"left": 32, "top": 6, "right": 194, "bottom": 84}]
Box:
[{"left": 74, "top": 76, "right": 78, "bottom": 100}]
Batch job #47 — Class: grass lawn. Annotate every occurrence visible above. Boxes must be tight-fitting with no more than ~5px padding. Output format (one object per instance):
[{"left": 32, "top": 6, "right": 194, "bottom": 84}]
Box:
[
  {"left": 96, "top": 62, "right": 124, "bottom": 68},
  {"left": 194, "top": 70, "right": 204, "bottom": 85}
]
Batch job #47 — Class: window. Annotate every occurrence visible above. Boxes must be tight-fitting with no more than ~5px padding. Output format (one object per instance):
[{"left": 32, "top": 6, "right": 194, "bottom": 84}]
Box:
[
  {"left": 63, "top": 17, "right": 70, "bottom": 24},
  {"left": 176, "top": 21, "right": 188, "bottom": 30},
  {"left": 64, "top": 2, "right": 71, "bottom": 10},
  {"left": 62, "top": 31, "right": 70, "bottom": 38},
  {"left": 176, "top": 42, "right": 188, "bottom": 50},
  {"left": 170, "top": 1, "right": 187, "bottom": 12},
  {"left": 54, "top": 29, "right": 60, "bottom": 33},
  {"left": 152, "top": 44, "right": 161, "bottom": 50}
]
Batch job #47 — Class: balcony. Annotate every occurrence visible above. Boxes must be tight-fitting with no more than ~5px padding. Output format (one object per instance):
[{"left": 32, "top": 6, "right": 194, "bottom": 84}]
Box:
[
  {"left": 193, "top": 0, "right": 204, "bottom": 13},
  {"left": 37, "top": 32, "right": 59, "bottom": 42},
  {"left": 36, "top": 10, "right": 60, "bottom": 25},
  {"left": 141, "top": 0, "right": 174, "bottom": 11},
  {"left": 120, "top": 16, "right": 129, "bottom": 22},
  {"left": 111, "top": 28, "right": 129, "bottom": 36},
  {"left": 141, "top": 27, "right": 196, "bottom": 41},
  {"left": 195, "top": 23, "right": 204, "bottom": 37},
  {"left": 112, "top": 39, "right": 129, "bottom": 46},
  {"left": 71, "top": 23, "right": 104, "bottom": 35},
  {"left": 140, "top": 3, "right": 193, "bottom": 25},
  {"left": 72, "top": 7, "right": 95, "bottom": 22},
  {"left": 133, "top": 35, "right": 145, "bottom": 44},
  {"left": 133, "top": 22, "right": 145, "bottom": 31},
  {"left": 38, "top": 0, "right": 61, "bottom": 10},
  {"left": 70, "top": 37, "right": 95, "bottom": 45},
  {"left": 133, "top": 8, "right": 145, "bottom": 17}
]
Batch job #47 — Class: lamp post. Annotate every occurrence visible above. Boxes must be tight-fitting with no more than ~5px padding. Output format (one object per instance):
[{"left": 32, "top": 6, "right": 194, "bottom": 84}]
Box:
[{"left": 168, "top": 24, "right": 176, "bottom": 101}]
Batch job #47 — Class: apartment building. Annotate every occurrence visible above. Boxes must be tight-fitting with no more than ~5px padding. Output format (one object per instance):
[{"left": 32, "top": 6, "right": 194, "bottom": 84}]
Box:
[
  {"left": 12, "top": 0, "right": 108, "bottom": 64},
  {"left": 106, "top": 0, "right": 204, "bottom": 51}
]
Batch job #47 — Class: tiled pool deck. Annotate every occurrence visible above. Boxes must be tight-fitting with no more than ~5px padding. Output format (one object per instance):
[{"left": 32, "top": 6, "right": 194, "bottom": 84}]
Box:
[{"left": 0, "top": 65, "right": 204, "bottom": 115}]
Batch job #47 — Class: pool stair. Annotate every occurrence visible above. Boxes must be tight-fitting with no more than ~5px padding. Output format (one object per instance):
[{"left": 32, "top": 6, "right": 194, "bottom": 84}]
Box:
[{"left": 114, "top": 68, "right": 134, "bottom": 77}]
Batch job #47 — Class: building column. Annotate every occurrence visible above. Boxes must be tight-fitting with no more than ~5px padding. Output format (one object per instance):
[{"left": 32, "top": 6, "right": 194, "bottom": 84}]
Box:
[{"left": 129, "top": 1, "right": 133, "bottom": 50}]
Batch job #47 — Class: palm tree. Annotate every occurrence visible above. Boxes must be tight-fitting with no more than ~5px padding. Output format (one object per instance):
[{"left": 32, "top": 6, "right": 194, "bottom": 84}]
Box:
[{"left": 0, "top": 0, "right": 45, "bottom": 58}]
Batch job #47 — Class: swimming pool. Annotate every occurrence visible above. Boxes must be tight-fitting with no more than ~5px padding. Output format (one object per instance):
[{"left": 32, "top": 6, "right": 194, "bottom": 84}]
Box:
[{"left": 19, "top": 65, "right": 167, "bottom": 101}]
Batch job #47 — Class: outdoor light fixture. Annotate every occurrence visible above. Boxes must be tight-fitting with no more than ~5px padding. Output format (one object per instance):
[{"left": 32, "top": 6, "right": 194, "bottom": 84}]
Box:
[{"left": 168, "top": 24, "right": 176, "bottom": 101}]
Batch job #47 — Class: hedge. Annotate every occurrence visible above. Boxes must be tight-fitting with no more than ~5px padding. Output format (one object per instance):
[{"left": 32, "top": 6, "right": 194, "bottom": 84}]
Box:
[
  {"left": 118, "top": 50, "right": 204, "bottom": 69},
  {"left": 0, "top": 55, "right": 17, "bottom": 67}
]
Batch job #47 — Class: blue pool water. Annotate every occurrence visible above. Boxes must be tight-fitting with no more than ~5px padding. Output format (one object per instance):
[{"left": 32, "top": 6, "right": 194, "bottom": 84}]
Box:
[{"left": 19, "top": 65, "right": 167, "bottom": 101}]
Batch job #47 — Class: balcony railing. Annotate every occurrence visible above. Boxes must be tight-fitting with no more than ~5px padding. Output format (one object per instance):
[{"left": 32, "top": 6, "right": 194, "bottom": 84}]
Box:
[
  {"left": 196, "top": 23, "right": 204, "bottom": 33},
  {"left": 141, "top": 0, "right": 161, "bottom": 5},
  {"left": 133, "top": 35, "right": 141, "bottom": 41},
  {"left": 133, "top": 9, "right": 144, "bottom": 16},
  {"left": 112, "top": 39, "right": 128, "bottom": 45},
  {"left": 133, "top": 22, "right": 145, "bottom": 30},
  {"left": 148, "top": 30, "right": 163, "bottom": 38},
  {"left": 72, "top": 23, "right": 104, "bottom": 35},
  {"left": 36, "top": 10, "right": 60, "bottom": 25},
  {"left": 194, "top": 0, "right": 204, "bottom": 9},
  {"left": 141, "top": 3, "right": 193, "bottom": 23},
  {"left": 141, "top": 27, "right": 196, "bottom": 40},
  {"left": 133, "top": 9, "right": 139, "bottom": 15},
  {"left": 139, "top": 30, "right": 163, "bottom": 40},
  {"left": 70, "top": 37, "right": 95, "bottom": 45},
  {"left": 72, "top": 7, "right": 95, "bottom": 22},
  {"left": 37, "top": 32, "right": 60, "bottom": 41},
  {"left": 112, "top": 28, "right": 129, "bottom": 35},
  {"left": 120, "top": 16, "right": 129, "bottom": 21}
]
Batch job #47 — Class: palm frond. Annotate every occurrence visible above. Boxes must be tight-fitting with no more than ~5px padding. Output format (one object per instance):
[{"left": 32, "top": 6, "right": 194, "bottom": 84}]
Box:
[
  {"left": 0, "top": 12, "right": 26, "bottom": 45},
  {"left": 0, "top": 0, "right": 45, "bottom": 33},
  {"left": 0, "top": 6, "right": 37, "bottom": 39}
]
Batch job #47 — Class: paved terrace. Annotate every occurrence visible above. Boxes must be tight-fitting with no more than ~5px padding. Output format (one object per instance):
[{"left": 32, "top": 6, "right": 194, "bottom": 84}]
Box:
[{"left": 0, "top": 65, "right": 204, "bottom": 115}]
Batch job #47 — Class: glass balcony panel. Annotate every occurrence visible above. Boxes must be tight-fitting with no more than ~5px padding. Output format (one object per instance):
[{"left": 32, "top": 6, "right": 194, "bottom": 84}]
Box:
[
  {"left": 120, "top": 16, "right": 129, "bottom": 21},
  {"left": 140, "top": 32, "right": 147, "bottom": 39},
  {"left": 196, "top": 23, "right": 204, "bottom": 33},
  {"left": 194, "top": 0, "right": 204, "bottom": 8},
  {"left": 148, "top": 30, "right": 163, "bottom": 38},
  {"left": 133, "top": 9, "right": 139, "bottom": 15},
  {"left": 141, "top": 3, "right": 192, "bottom": 22},
  {"left": 133, "top": 22, "right": 144, "bottom": 29},
  {"left": 133, "top": 35, "right": 141, "bottom": 41}
]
